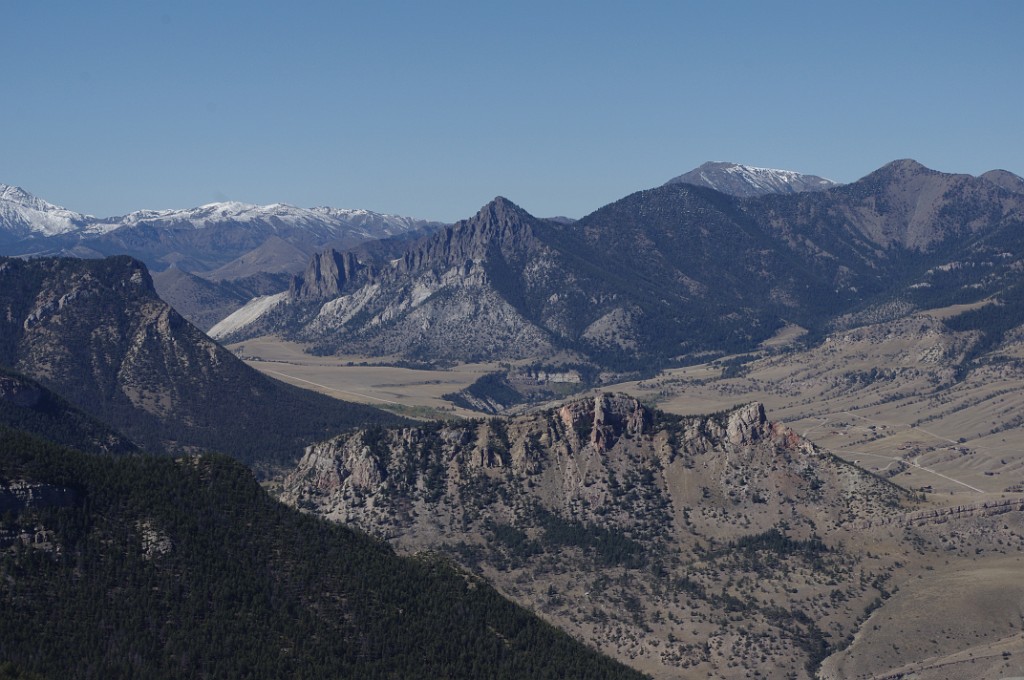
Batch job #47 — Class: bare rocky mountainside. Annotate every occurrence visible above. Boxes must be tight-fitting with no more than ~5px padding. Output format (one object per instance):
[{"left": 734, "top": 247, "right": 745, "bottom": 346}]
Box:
[
  {"left": 0, "top": 256, "right": 403, "bottom": 467},
  {"left": 215, "top": 191, "right": 831, "bottom": 367},
  {"left": 979, "top": 168, "right": 1024, "bottom": 195},
  {"left": 215, "top": 161, "right": 1024, "bottom": 387},
  {"left": 278, "top": 394, "right": 1015, "bottom": 678}
]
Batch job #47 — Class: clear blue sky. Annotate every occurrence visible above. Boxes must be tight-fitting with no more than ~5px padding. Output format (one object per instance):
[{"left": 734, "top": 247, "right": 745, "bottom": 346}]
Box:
[{"left": 3, "top": 1, "right": 1021, "bottom": 222}]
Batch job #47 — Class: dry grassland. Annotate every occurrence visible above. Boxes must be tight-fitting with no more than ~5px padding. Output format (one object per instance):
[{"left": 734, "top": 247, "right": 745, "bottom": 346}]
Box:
[
  {"left": 595, "top": 309, "right": 1024, "bottom": 497},
  {"left": 227, "top": 335, "right": 497, "bottom": 419},
  {"left": 821, "top": 555, "right": 1024, "bottom": 679}
]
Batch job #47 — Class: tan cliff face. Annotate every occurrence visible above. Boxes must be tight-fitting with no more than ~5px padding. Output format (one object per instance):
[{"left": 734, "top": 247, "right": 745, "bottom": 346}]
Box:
[
  {"left": 280, "top": 396, "right": 920, "bottom": 678},
  {"left": 283, "top": 395, "right": 895, "bottom": 534}
]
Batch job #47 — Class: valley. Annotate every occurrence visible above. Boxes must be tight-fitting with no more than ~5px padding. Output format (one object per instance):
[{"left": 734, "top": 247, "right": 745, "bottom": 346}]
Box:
[
  {"left": 819, "top": 556, "right": 1024, "bottom": 680},
  {"left": 228, "top": 335, "right": 500, "bottom": 419},
  {"left": 600, "top": 304, "right": 1024, "bottom": 497},
  {"left": 5, "top": 158, "right": 1024, "bottom": 678}
]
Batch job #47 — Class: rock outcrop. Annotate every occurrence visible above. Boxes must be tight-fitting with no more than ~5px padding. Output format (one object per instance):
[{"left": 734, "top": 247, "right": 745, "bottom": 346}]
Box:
[
  {"left": 853, "top": 496, "right": 1024, "bottom": 530},
  {"left": 290, "top": 249, "right": 367, "bottom": 300},
  {"left": 0, "top": 479, "right": 78, "bottom": 514}
]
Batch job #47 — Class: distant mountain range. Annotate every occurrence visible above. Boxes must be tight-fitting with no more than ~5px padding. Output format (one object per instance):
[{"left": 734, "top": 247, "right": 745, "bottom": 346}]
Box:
[
  {"left": 0, "top": 185, "right": 439, "bottom": 269},
  {"left": 8, "top": 160, "right": 1024, "bottom": 353},
  {"left": 0, "top": 184, "right": 445, "bottom": 328},
  {"left": 213, "top": 160, "right": 1024, "bottom": 377}
]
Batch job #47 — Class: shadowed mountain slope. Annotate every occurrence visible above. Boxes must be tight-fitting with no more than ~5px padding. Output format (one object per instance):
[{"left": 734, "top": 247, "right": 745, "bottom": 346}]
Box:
[
  {"left": 0, "top": 256, "right": 404, "bottom": 468},
  {"left": 0, "top": 368, "right": 138, "bottom": 455}
]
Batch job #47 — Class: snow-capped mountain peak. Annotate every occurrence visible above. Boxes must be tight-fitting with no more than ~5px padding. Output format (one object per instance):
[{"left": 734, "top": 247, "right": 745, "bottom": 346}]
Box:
[
  {"left": 0, "top": 184, "right": 37, "bottom": 206},
  {"left": 665, "top": 161, "right": 839, "bottom": 197},
  {"left": 0, "top": 183, "right": 93, "bottom": 237}
]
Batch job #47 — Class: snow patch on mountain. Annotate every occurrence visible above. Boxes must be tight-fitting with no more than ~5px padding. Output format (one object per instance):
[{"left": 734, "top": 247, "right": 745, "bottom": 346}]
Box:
[
  {"left": 110, "top": 202, "right": 426, "bottom": 236},
  {"left": 1, "top": 184, "right": 437, "bottom": 242},
  {"left": 718, "top": 164, "right": 835, "bottom": 192}
]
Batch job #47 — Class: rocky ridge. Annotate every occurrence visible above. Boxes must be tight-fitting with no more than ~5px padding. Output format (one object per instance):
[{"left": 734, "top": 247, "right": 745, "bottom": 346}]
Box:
[
  {"left": 281, "top": 395, "right": 918, "bottom": 677},
  {"left": 852, "top": 496, "right": 1024, "bottom": 530},
  {"left": 219, "top": 197, "right": 561, "bottom": 360}
]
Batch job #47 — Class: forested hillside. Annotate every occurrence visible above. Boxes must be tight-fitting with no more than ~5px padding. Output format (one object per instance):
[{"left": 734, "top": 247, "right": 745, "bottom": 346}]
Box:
[{"left": 0, "top": 428, "right": 646, "bottom": 679}]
